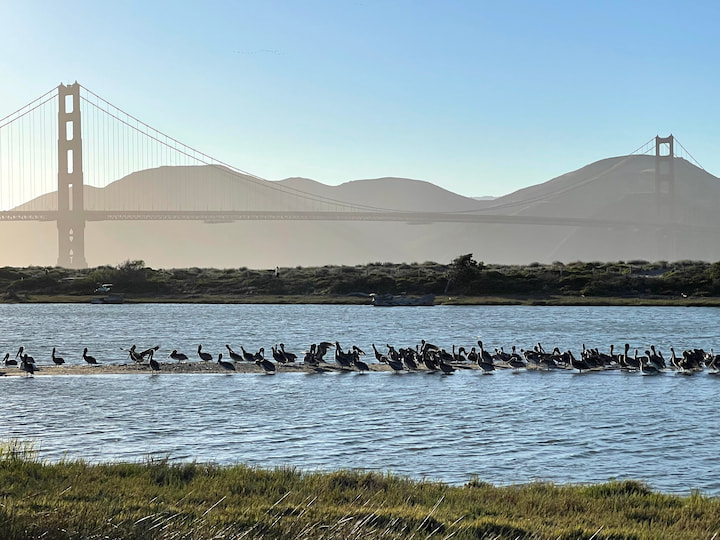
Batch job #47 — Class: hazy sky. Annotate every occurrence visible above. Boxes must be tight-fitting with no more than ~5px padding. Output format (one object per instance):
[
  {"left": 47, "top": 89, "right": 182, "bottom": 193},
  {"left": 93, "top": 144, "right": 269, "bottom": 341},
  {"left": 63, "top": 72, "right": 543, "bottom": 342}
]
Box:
[{"left": 1, "top": 0, "right": 718, "bottom": 198}]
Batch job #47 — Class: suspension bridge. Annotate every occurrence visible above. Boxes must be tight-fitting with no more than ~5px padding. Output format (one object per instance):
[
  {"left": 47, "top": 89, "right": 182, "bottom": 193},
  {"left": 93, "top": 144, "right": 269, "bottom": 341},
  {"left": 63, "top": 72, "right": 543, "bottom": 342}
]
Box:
[{"left": 0, "top": 82, "right": 700, "bottom": 268}]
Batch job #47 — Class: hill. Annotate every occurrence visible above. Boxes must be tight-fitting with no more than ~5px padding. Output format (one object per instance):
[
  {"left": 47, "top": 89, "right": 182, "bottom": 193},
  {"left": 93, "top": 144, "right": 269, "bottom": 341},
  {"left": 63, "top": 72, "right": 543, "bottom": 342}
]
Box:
[{"left": 3, "top": 155, "right": 720, "bottom": 268}]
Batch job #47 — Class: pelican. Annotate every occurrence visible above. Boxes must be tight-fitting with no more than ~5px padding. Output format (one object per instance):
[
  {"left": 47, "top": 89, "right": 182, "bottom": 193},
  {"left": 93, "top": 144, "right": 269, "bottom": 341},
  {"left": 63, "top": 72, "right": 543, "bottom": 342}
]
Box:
[
  {"left": 225, "top": 344, "right": 243, "bottom": 362},
  {"left": 127, "top": 345, "right": 143, "bottom": 363},
  {"left": 4, "top": 352, "right": 17, "bottom": 366},
  {"left": 256, "top": 356, "right": 276, "bottom": 373},
  {"left": 20, "top": 355, "right": 35, "bottom": 376},
  {"left": 638, "top": 349, "right": 659, "bottom": 375},
  {"left": 51, "top": 347, "right": 65, "bottom": 365},
  {"left": 83, "top": 348, "right": 98, "bottom": 365},
  {"left": 476, "top": 341, "right": 495, "bottom": 373},
  {"left": 271, "top": 345, "right": 287, "bottom": 364},
  {"left": 240, "top": 346, "right": 256, "bottom": 362},
  {"left": 568, "top": 350, "right": 591, "bottom": 373},
  {"left": 352, "top": 350, "right": 370, "bottom": 373},
  {"left": 217, "top": 353, "right": 235, "bottom": 371},
  {"left": 279, "top": 343, "right": 297, "bottom": 363},
  {"left": 334, "top": 342, "right": 354, "bottom": 369},
  {"left": 16, "top": 347, "right": 34, "bottom": 364},
  {"left": 197, "top": 344, "right": 212, "bottom": 362},
  {"left": 168, "top": 349, "right": 189, "bottom": 362},
  {"left": 148, "top": 350, "right": 160, "bottom": 372}
]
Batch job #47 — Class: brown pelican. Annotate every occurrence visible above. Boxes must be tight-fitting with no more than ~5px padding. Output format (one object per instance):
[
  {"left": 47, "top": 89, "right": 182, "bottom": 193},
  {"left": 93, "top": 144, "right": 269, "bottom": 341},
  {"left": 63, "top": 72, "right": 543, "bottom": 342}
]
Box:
[
  {"left": 240, "top": 346, "right": 256, "bottom": 362},
  {"left": 334, "top": 342, "right": 354, "bottom": 369},
  {"left": 140, "top": 345, "right": 160, "bottom": 359},
  {"left": 3, "top": 353, "right": 17, "bottom": 366},
  {"left": 148, "top": 350, "right": 160, "bottom": 372},
  {"left": 20, "top": 355, "right": 35, "bottom": 376},
  {"left": 372, "top": 344, "right": 387, "bottom": 363},
  {"left": 197, "top": 344, "right": 213, "bottom": 362},
  {"left": 568, "top": 350, "right": 591, "bottom": 373},
  {"left": 476, "top": 341, "right": 495, "bottom": 373},
  {"left": 16, "top": 347, "right": 34, "bottom": 364},
  {"left": 271, "top": 345, "right": 286, "bottom": 364},
  {"left": 256, "top": 356, "right": 276, "bottom": 373},
  {"left": 127, "top": 345, "right": 143, "bottom": 363},
  {"left": 82, "top": 348, "right": 98, "bottom": 365},
  {"left": 225, "top": 345, "right": 243, "bottom": 362},
  {"left": 638, "top": 349, "right": 659, "bottom": 375},
  {"left": 51, "top": 347, "right": 65, "bottom": 365},
  {"left": 352, "top": 350, "right": 370, "bottom": 372},
  {"left": 279, "top": 343, "right": 297, "bottom": 363},
  {"left": 217, "top": 353, "right": 235, "bottom": 371},
  {"left": 168, "top": 349, "right": 189, "bottom": 362}
]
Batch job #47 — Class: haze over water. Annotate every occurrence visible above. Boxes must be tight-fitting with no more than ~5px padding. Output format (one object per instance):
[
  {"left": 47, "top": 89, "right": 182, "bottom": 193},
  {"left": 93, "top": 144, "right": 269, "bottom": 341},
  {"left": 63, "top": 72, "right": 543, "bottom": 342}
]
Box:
[{"left": 2, "top": 303, "right": 719, "bottom": 494}]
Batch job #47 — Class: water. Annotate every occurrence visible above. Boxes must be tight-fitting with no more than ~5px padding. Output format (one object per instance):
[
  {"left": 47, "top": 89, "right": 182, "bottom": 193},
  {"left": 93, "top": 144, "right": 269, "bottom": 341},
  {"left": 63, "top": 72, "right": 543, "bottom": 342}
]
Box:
[{"left": 1, "top": 303, "right": 720, "bottom": 494}]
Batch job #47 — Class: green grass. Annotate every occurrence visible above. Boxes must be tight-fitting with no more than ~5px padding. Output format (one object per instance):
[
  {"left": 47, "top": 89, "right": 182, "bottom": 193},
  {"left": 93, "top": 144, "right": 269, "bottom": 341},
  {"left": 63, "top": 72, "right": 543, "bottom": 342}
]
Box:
[{"left": 1, "top": 442, "right": 719, "bottom": 539}]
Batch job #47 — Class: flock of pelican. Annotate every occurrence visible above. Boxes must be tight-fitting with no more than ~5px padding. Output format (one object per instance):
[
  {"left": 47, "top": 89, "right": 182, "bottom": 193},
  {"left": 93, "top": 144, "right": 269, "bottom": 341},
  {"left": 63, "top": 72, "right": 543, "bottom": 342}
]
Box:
[{"left": 4, "top": 340, "right": 720, "bottom": 376}]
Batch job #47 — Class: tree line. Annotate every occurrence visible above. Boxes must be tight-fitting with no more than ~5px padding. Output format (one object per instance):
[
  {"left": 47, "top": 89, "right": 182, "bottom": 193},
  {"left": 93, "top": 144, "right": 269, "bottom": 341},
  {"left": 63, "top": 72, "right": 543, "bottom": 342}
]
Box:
[{"left": 3, "top": 256, "right": 720, "bottom": 300}]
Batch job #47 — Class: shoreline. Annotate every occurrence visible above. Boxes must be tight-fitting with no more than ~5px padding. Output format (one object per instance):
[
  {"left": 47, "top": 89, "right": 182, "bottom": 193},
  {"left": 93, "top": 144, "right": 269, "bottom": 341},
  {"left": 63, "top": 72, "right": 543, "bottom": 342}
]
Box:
[{"left": 3, "top": 293, "right": 719, "bottom": 307}]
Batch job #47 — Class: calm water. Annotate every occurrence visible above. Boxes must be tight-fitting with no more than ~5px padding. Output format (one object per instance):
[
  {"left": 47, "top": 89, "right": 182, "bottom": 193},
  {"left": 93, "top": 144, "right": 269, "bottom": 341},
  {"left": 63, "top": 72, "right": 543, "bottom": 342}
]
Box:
[{"left": 1, "top": 303, "right": 720, "bottom": 494}]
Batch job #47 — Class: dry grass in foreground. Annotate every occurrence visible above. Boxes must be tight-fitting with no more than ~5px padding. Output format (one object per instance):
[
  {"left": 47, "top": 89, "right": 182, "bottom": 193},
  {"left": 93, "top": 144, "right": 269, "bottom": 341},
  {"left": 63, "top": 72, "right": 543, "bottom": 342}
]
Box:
[{"left": 1, "top": 441, "right": 719, "bottom": 539}]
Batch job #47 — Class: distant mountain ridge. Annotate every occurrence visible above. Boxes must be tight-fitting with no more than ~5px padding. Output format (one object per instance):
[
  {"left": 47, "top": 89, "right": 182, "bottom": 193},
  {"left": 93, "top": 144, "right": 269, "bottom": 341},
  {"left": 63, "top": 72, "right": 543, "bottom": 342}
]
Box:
[{"left": 4, "top": 155, "right": 720, "bottom": 268}]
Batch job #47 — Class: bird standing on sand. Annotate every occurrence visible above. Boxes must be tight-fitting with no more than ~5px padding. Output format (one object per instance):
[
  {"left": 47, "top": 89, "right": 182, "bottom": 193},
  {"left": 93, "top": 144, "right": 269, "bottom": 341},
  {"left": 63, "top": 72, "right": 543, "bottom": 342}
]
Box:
[
  {"left": 83, "top": 348, "right": 98, "bottom": 365},
  {"left": 197, "top": 344, "right": 213, "bottom": 362},
  {"left": 218, "top": 353, "right": 236, "bottom": 371},
  {"left": 256, "top": 356, "right": 276, "bottom": 373},
  {"left": 148, "top": 350, "right": 160, "bottom": 372},
  {"left": 51, "top": 347, "right": 65, "bottom": 365}
]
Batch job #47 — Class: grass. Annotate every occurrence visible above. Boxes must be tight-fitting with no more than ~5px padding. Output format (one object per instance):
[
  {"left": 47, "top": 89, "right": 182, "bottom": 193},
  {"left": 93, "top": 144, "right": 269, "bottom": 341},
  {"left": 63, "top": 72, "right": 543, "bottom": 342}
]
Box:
[{"left": 1, "top": 442, "right": 720, "bottom": 539}]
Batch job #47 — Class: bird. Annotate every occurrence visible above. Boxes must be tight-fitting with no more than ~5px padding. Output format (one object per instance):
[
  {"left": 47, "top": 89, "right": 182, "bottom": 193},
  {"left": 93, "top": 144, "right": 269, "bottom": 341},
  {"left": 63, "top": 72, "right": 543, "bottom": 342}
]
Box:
[
  {"left": 256, "top": 356, "right": 276, "bottom": 373},
  {"left": 334, "top": 342, "right": 354, "bottom": 369},
  {"left": 638, "top": 349, "right": 659, "bottom": 375},
  {"left": 225, "top": 344, "right": 244, "bottom": 362},
  {"left": 438, "top": 355, "right": 456, "bottom": 374},
  {"left": 567, "top": 350, "right": 591, "bottom": 373},
  {"left": 82, "top": 348, "right": 98, "bottom": 365},
  {"left": 271, "top": 345, "right": 287, "bottom": 364},
  {"left": 352, "top": 350, "right": 370, "bottom": 372},
  {"left": 279, "top": 343, "right": 297, "bottom": 363},
  {"left": 51, "top": 347, "right": 65, "bottom": 365},
  {"left": 197, "top": 344, "right": 213, "bottom": 362},
  {"left": 127, "top": 345, "right": 143, "bottom": 363},
  {"left": 217, "top": 353, "right": 236, "bottom": 371},
  {"left": 476, "top": 341, "right": 495, "bottom": 373},
  {"left": 20, "top": 355, "right": 35, "bottom": 376},
  {"left": 240, "top": 346, "right": 256, "bottom": 362},
  {"left": 16, "top": 346, "right": 34, "bottom": 364},
  {"left": 148, "top": 350, "right": 160, "bottom": 372},
  {"left": 4, "top": 352, "right": 17, "bottom": 366},
  {"left": 168, "top": 349, "right": 189, "bottom": 362},
  {"left": 139, "top": 345, "right": 160, "bottom": 360}
]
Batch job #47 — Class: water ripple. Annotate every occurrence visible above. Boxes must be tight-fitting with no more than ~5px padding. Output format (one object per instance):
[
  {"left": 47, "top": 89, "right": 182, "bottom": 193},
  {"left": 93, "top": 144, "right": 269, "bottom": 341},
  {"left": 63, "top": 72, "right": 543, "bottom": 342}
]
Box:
[{"left": 2, "top": 304, "right": 720, "bottom": 493}]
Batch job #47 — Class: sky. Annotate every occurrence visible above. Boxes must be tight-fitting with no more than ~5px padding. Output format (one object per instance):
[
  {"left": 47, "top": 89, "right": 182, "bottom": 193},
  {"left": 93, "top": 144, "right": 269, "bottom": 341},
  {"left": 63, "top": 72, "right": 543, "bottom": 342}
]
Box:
[{"left": 1, "top": 0, "right": 719, "bottom": 198}]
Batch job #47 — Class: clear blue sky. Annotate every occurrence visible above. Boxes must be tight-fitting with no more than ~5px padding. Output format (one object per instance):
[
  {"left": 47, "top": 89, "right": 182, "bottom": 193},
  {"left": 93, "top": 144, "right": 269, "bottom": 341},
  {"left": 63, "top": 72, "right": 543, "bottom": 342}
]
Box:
[{"left": 1, "top": 0, "right": 718, "bottom": 198}]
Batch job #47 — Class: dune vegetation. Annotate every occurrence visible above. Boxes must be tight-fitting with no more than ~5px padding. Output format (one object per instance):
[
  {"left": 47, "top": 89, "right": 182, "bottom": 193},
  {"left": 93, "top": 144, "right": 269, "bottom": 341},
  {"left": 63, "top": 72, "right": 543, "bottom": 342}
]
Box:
[
  {"left": 0, "top": 441, "right": 718, "bottom": 540},
  {"left": 2, "top": 256, "right": 720, "bottom": 305}
]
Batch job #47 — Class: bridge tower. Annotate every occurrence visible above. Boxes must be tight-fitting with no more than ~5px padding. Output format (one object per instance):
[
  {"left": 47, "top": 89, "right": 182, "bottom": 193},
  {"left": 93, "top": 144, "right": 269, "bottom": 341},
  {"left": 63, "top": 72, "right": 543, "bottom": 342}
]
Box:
[
  {"left": 57, "top": 82, "right": 87, "bottom": 268},
  {"left": 654, "top": 134, "right": 676, "bottom": 260}
]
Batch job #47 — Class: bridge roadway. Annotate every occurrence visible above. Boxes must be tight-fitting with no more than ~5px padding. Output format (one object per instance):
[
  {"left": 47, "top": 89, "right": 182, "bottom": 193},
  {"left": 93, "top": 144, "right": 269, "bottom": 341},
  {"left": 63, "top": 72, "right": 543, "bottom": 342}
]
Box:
[{"left": 0, "top": 209, "right": 707, "bottom": 230}]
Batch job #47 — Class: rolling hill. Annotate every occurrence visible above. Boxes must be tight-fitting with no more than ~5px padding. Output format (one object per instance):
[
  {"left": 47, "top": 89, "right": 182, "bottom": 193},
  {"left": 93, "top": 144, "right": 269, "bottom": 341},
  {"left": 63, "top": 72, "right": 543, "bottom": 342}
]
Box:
[{"left": 3, "top": 154, "right": 720, "bottom": 268}]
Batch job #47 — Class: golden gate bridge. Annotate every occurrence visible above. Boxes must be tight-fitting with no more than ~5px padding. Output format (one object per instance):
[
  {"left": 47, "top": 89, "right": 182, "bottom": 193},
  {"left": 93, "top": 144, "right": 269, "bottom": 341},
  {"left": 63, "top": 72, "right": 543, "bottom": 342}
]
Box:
[{"left": 0, "top": 82, "right": 700, "bottom": 268}]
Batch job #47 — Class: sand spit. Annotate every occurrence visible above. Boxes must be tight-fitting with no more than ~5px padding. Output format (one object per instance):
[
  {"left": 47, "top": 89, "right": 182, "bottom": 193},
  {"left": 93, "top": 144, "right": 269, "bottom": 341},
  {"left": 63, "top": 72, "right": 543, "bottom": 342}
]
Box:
[{"left": 0, "top": 360, "right": 408, "bottom": 376}]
